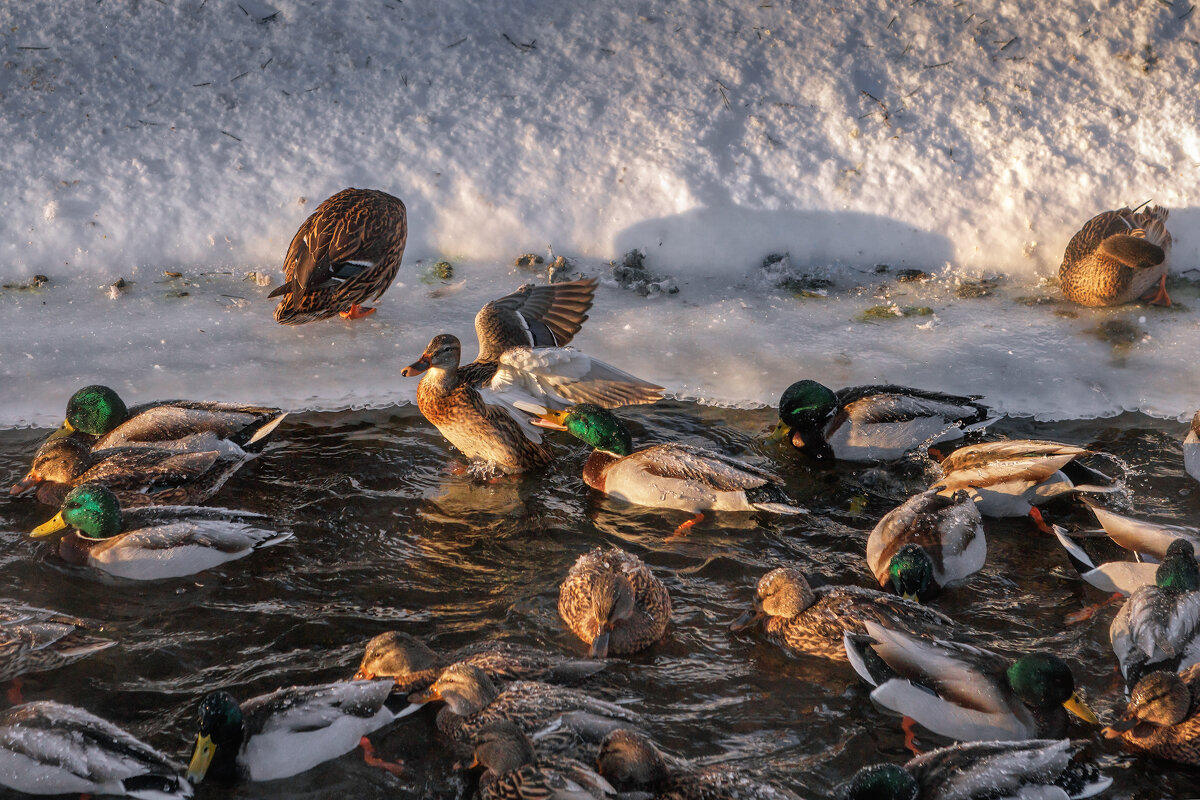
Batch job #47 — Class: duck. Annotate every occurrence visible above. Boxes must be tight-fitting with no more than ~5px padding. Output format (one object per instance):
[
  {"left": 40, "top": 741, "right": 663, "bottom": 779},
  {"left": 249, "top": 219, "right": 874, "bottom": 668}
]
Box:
[
  {"left": 401, "top": 280, "right": 662, "bottom": 474},
  {"left": 595, "top": 728, "right": 803, "bottom": 800},
  {"left": 470, "top": 720, "right": 615, "bottom": 800},
  {"left": 767, "top": 380, "right": 990, "bottom": 463},
  {"left": 0, "top": 606, "right": 114, "bottom": 684},
  {"left": 0, "top": 700, "right": 191, "bottom": 798},
  {"left": 1104, "top": 663, "right": 1200, "bottom": 764},
  {"left": 1185, "top": 410, "right": 1200, "bottom": 484},
  {"left": 843, "top": 619, "right": 1098, "bottom": 742},
  {"left": 530, "top": 404, "right": 804, "bottom": 531},
  {"left": 269, "top": 187, "right": 407, "bottom": 324},
  {"left": 837, "top": 739, "right": 1111, "bottom": 800},
  {"left": 353, "top": 632, "right": 606, "bottom": 692},
  {"left": 11, "top": 436, "right": 251, "bottom": 507},
  {"left": 407, "top": 663, "right": 641, "bottom": 747},
  {"left": 932, "top": 439, "right": 1120, "bottom": 531},
  {"left": 1059, "top": 205, "right": 1172, "bottom": 307},
  {"left": 186, "top": 679, "right": 419, "bottom": 783},
  {"left": 729, "top": 567, "right": 955, "bottom": 662},
  {"left": 866, "top": 489, "right": 985, "bottom": 601},
  {"left": 1109, "top": 539, "right": 1200, "bottom": 689},
  {"left": 30, "top": 484, "right": 292, "bottom": 580},
  {"left": 558, "top": 548, "right": 671, "bottom": 658},
  {"left": 43, "top": 384, "right": 287, "bottom": 456},
  {"left": 1051, "top": 501, "right": 1200, "bottom": 595}
]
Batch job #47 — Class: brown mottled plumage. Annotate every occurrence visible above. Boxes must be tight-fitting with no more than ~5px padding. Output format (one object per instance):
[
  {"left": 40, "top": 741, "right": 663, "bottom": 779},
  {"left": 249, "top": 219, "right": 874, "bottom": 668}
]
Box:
[
  {"left": 729, "top": 567, "right": 954, "bottom": 661},
  {"left": 270, "top": 188, "right": 407, "bottom": 324},
  {"left": 11, "top": 437, "right": 247, "bottom": 507},
  {"left": 472, "top": 721, "right": 614, "bottom": 800},
  {"left": 407, "top": 664, "right": 640, "bottom": 747},
  {"left": 1105, "top": 664, "right": 1200, "bottom": 764},
  {"left": 0, "top": 608, "right": 113, "bottom": 683},
  {"left": 558, "top": 548, "right": 670, "bottom": 658},
  {"left": 596, "top": 729, "right": 802, "bottom": 800},
  {"left": 352, "top": 632, "right": 604, "bottom": 694},
  {"left": 1059, "top": 206, "right": 1172, "bottom": 307}
]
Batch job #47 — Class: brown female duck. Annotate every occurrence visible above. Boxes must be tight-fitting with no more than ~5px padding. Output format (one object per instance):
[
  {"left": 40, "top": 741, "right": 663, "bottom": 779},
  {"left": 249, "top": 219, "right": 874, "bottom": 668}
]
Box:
[
  {"left": 270, "top": 187, "right": 408, "bottom": 324},
  {"left": 402, "top": 280, "right": 661, "bottom": 473},
  {"left": 470, "top": 720, "right": 615, "bottom": 800},
  {"left": 730, "top": 567, "right": 955, "bottom": 662},
  {"left": 558, "top": 548, "right": 670, "bottom": 658},
  {"left": 1059, "top": 205, "right": 1172, "bottom": 307},
  {"left": 1105, "top": 664, "right": 1200, "bottom": 764}
]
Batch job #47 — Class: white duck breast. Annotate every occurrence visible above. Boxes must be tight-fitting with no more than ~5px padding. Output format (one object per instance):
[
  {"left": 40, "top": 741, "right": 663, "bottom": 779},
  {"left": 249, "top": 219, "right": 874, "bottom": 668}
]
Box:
[
  {"left": 81, "top": 508, "right": 290, "bottom": 580},
  {"left": 1110, "top": 585, "right": 1200, "bottom": 682},
  {"left": 866, "top": 489, "right": 985, "bottom": 588},
  {"left": 844, "top": 621, "right": 1035, "bottom": 742},
  {"left": 600, "top": 443, "right": 801, "bottom": 513},
  {"left": 0, "top": 701, "right": 190, "bottom": 799},
  {"left": 238, "top": 680, "right": 416, "bottom": 782}
]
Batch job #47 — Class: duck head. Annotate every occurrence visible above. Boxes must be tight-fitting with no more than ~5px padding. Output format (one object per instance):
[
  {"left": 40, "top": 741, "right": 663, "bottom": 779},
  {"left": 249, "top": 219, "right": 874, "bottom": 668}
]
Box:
[
  {"left": 769, "top": 380, "right": 838, "bottom": 462},
  {"left": 49, "top": 385, "right": 129, "bottom": 439},
  {"left": 1105, "top": 669, "right": 1192, "bottom": 737},
  {"left": 470, "top": 720, "right": 534, "bottom": 778},
  {"left": 837, "top": 764, "right": 919, "bottom": 800},
  {"left": 187, "top": 691, "right": 244, "bottom": 783},
  {"left": 596, "top": 729, "right": 670, "bottom": 787},
  {"left": 31, "top": 483, "right": 123, "bottom": 540},
  {"left": 1007, "top": 653, "right": 1097, "bottom": 724},
  {"left": 355, "top": 631, "right": 439, "bottom": 680},
  {"left": 532, "top": 404, "right": 633, "bottom": 456},
  {"left": 402, "top": 334, "right": 461, "bottom": 377},
  {"left": 588, "top": 571, "right": 637, "bottom": 658},
  {"left": 10, "top": 436, "right": 90, "bottom": 496},
  {"left": 887, "top": 544, "right": 936, "bottom": 602},
  {"left": 731, "top": 567, "right": 815, "bottom": 631},
  {"left": 407, "top": 663, "right": 498, "bottom": 715}
]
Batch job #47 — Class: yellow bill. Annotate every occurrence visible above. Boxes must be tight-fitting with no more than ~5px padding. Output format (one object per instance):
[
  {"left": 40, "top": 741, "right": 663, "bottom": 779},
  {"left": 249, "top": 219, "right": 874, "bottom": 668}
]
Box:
[
  {"left": 45, "top": 419, "right": 76, "bottom": 442},
  {"left": 1063, "top": 691, "right": 1099, "bottom": 724},
  {"left": 530, "top": 409, "right": 571, "bottom": 430},
  {"left": 31, "top": 512, "right": 69, "bottom": 538},
  {"left": 768, "top": 420, "right": 791, "bottom": 443},
  {"left": 187, "top": 734, "right": 216, "bottom": 782}
]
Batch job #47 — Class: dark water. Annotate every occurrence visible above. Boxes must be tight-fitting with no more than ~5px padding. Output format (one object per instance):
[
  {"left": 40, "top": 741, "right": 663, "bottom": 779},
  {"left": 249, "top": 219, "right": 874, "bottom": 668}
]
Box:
[{"left": 1, "top": 404, "right": 1198, "bottom": 799}]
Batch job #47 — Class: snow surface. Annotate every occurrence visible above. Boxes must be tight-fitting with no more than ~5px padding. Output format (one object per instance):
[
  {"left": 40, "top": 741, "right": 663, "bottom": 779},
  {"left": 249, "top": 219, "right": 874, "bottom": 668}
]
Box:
[{"left": 1, "top": 0, "right": 1199, "bottom": 426}]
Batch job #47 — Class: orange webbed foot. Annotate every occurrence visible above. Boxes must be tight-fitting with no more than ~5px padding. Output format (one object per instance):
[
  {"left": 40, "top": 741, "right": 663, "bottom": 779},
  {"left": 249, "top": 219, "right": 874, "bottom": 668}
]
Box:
[
  {"left": 360, "top": 736, "right": 406, "bottom": 776},
  {"left": 1028, "top": 506, "right": 1053, "bottom": 534},
  {"left": 669, "top": 512, "right": 705, "bottom": 539},
  {"left": 1141, "top": 274, "right": 1172, "bottom": 307},
  {"left": 339, "top": 304, "right": 377, "bottom": 320},
  {"left": 1065, "top": 592, "right": 1124, "bottom": 625},
  {"left": 901, "top": 716, "right": 922, "bottom": 757}
]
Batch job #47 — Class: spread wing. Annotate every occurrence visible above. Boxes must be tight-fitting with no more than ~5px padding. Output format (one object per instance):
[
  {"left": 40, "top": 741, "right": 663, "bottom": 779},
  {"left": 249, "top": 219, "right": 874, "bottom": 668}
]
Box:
[
  {"left": 475, "top": 280, "right": 597, "bottom": 362},
  {"left": 485, "top": 347, "right": 662, "bottom": 411}
]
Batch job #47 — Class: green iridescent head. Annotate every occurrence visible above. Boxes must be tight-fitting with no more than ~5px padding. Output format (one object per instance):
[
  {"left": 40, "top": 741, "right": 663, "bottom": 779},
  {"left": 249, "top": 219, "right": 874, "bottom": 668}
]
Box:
[
  {"left": 888, "top": 544, "right": 935, "bottom": 601},
  {"left": 188, "top": 691, "right": 245, "bottom": 783},
  {"left": 1157, "top": 539, "right": 1200, "bottom": 593},
  {"left": 535, "top": 403, "right": 633, "bottom": 456},
  {"left": 778, "top": 380, "right": 838, "bottom": 428},
  {"left": 62, "top": 385, "right": 129, "bottom": 436},
  {"left": 837, "top": 764, "right": 918, "bottom": 800},
  {"left": 30, "top": 483, "right": 123, "bottom": 540},
  {"left": 1006, "top": 653, "right": 1097, "bottom": 723}
]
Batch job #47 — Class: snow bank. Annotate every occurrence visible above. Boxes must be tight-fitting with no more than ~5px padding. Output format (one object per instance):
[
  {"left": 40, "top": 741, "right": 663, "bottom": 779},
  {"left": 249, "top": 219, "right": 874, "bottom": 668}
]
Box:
[{"left": 1, "top": 0, "right": 1198, "bottom": 425}]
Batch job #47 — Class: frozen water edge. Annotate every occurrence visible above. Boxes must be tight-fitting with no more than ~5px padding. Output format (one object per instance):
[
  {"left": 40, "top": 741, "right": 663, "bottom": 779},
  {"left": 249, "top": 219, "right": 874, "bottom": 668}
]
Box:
[{"left": 2, "top": 261, "right": 1198, "bottom": 429}]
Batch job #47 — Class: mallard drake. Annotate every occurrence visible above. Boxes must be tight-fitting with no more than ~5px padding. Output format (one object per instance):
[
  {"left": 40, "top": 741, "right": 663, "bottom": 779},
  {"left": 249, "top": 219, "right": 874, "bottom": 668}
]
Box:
[
  {"left": 30, "top": 484, "right": 291, "bottom": 580},
  {"left": 1104, "top": 664, "right": 1200, "bottom": 764},
  {"left": 353, "top": 632, "right": 605, "bottom": 692},
  {"left": 843, "top": 619, "right": 1098, "bottom": 741},
  {"left": 0, "top": 606, "right": 114, "bottom": 684},
  {"left": 470, "top": 720, "right": 615, "bottom": 800},
  {"left": 401, "top": 280, "right": 662, "bottom": 474},
  {"left": 530, "top": 404, "right": 804, "bottom": 530},
  {"left": 1185, "top": 410, "right": 1200, "bottom": 484},
  {"left": 0, "top": 700, "right": 191, "bottom": 798},
  {"left": 837, "top": 739, "right": 1111, "bottom": 800},
  {"left": 729, "top": 567, "right": 955, "bottom": 661},
  {"left": 596, "top": 729, "right": 802, "bottom": 800},
  {"left": 558, "top": 548, "right": 671, "bottom": 658},
  {"left": 408, "top": 663, "right": 641, "bottom": 747},
  {"left": 1110, "top": 539, "right": 1200, "bottom": 689},
  {"left": 11, "top": 437, "right": 251, "bottom": 507},
  {"left": 768, "top": 380, "right": 990, "bottom": 463},
  {"left": 1059, "top": 205, "right": 1172, "bottom": 307},
  {"left": 866, "top": 489, "right": 985, "bottom": 601},
  {"left": 1052, "top": 501, "right": 1200, "bottom": 594},
  {"left": 933, "top": 440, "right": 1119, "bottom": 529},
  {"left": 186, "top": 679, "right": 418, "bottom": 783},
  {"left": 269, "top": 187, "right": 407, "bottom": 324},
  {"left": 43, "top": 384, "right": 286, "bottom": 455}
]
